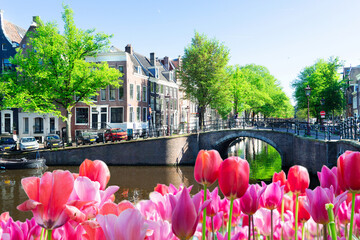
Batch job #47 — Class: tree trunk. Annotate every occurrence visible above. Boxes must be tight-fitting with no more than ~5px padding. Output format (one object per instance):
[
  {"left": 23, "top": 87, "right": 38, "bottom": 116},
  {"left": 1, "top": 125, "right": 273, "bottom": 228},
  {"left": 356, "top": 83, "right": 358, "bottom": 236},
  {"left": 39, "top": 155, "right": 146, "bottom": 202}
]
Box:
[
  {"left": 198, "top": 106, "right": 206, "bottom": 130},
  {"left": 66, "top": 108, "right": 73, "bottom": 144}
]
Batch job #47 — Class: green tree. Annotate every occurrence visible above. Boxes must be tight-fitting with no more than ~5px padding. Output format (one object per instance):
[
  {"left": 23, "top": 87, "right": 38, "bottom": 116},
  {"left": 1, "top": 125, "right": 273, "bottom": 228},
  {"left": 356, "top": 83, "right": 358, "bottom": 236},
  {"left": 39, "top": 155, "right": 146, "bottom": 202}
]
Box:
[
  {"left": 292, "top": 57, "right": 344, "bottom": 122},
  {"left": 1, "top": 5, "right": 121, "bottom": 143},
  {"left": 177, "top": 32, "right": 230, "bottom": 127}
]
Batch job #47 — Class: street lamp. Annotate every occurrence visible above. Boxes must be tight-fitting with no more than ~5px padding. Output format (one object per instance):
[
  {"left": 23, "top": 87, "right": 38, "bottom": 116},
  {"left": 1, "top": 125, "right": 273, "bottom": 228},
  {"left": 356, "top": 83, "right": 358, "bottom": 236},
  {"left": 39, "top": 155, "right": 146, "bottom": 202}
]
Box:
[
  {"left": 165, "top": 94, "right": 171, "bottom": 136},
  {"left": 305, "top": 85, "right": 312, "bottom": 135}
]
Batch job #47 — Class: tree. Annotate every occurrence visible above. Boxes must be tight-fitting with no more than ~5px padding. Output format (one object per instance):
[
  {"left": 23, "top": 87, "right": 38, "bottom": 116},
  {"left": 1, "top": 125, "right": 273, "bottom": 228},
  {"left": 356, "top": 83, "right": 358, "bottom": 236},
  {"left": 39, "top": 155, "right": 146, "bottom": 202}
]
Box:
[
  {"left": 1, "top": 5, "right": 122, "bottom": 143},
  {"left": 177, "top": 32, "right": 230, "bottom": 128},
  {"left": 292, "top": 57, "right": 344, "bottom": 122}
]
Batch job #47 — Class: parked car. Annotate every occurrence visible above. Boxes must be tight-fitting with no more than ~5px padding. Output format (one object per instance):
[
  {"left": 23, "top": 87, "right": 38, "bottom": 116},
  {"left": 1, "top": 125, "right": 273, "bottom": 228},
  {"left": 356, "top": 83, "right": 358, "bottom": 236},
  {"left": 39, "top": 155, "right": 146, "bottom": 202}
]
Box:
[
  {"left": 76, "top": 131, "right": 98, "bottom": 145},
  {"left": 19, "top": 137, "right": 39, "bottom": 151},
  {"left": 104, "top": 128, "right": 128, "bottom": 142},
  {"left": 44, "top": 134, "right": 63, "bottom": 149},
  {"left": 0, "top": 137, "right": 17, "bottom": 151}
]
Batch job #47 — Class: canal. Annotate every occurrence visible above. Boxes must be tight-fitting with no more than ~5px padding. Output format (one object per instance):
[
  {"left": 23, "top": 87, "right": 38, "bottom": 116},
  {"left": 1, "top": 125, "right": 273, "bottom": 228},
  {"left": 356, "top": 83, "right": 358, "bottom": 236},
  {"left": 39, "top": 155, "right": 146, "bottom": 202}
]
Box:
[{"left": 1, "top": 137, "right": 282, "bottom": 221}]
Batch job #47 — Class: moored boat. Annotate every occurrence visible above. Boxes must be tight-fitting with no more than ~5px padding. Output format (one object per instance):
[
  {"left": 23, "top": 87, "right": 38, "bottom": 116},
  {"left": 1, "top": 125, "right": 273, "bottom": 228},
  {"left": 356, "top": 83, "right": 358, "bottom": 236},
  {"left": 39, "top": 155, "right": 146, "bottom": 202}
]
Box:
[{"left": 0, "top": 158, "right": 46, "bottom": 169}]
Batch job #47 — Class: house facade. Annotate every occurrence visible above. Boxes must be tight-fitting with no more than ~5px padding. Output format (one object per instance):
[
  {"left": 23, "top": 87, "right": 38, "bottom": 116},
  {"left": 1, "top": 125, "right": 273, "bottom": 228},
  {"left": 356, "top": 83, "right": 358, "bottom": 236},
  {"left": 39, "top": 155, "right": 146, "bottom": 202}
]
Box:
[
  {"left": 0, "top": 10, "right": 26, "bottom": 138},
  {"left": 343, "top": 66, "right": 360, "bottom": 118}
]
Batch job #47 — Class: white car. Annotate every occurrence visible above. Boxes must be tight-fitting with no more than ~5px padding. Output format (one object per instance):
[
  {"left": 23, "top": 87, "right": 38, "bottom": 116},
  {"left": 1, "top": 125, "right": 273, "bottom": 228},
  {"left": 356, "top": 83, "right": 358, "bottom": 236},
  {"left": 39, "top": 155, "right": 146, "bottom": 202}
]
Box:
[{"left": 19, "top": 137, "right": 39, "bottom": 151}]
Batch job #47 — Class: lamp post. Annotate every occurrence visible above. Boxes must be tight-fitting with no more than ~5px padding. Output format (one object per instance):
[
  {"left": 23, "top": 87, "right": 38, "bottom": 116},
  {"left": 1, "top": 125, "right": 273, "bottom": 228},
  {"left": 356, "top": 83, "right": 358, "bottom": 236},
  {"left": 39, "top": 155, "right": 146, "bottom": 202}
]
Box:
[
  {"left": 165, "top": 94, "right": 171, "bottom": 136},
  {"left": 320, "top": 97, "right": 325, "bottom": 125},
  {"left": 305, "top": 85, "right": 312, "bottom": 135}
]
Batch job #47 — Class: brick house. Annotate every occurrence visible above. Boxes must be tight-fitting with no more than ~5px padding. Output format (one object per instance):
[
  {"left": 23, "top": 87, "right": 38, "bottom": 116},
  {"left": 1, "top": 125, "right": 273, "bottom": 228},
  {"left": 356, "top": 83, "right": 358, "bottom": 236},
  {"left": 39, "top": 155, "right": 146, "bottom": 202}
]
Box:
[{"left": 0, "top": 10, "right": 26, "bottom": 138}]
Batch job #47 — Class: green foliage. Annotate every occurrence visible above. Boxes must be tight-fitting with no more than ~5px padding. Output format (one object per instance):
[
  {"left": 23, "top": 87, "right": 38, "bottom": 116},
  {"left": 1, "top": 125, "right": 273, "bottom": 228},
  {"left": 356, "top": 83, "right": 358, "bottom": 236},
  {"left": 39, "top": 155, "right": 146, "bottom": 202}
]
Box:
[
  {"left": 227, "top": 64, "right": 293, "bottom": 118},
  {"left": 1, "top": 5, "right": 121, "bottom": 119},
  {"left": 292, "top": 57, "right": 344, "bottom": 120},
  {"left": 177, "top": 32, "right": 230, "bottom": 124}
]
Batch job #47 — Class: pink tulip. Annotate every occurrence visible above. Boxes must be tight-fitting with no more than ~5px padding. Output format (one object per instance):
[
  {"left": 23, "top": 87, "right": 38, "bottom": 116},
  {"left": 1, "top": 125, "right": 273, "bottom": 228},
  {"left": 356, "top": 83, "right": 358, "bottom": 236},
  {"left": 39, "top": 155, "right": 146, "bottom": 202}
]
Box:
[
  {"left": 148, "top": 191, "right": 173, "bottom": 222},
  {"left": 171, "top": 187, "right": 201, "bottom": 240},
  {"left": 338, "top": 201, "right": 351, "bottom": 225},
  {"left": 259, "top": 181, "right": 284, "bottom": 210},
  {"left": 154, "top": 184, "right": 169, "bottom": 196},
  {"left": 146, "top": 219, "right": 177, "bottom": 240},
  {"left": 194, "top": 149, "right": 223, "bottom": 187},
  {"left": 317, "top": 165, "right": 341, "bottom": 196},
  {"left": 99, "top": 200, "right": 135, "bottom": 216},
  {"left": 205, "top": 187, "right": 220, "bottom": 217},
  {"left": 218, "top": 156, "right": 250, "bottom": 199},
  {"left": 277, "top": 194, "right": 293, "bottom": 213},
  {"left": 253, "top": 208, "right": 280, "bottom": 237},
  {"left": 206, "top": 212, "right": 224, "bottom": 232},
  {"left": 17, "top": 170, "right": 74, "bottom": 229},
  {"left": 0, "top": 217, "right": 42, "bottom": 240},
  {"left": 304, "top": 186, "right": 347, "bottom": 224},
  {"left": 81, "top": 220, "right": 106, "bottom": 240},
  {"left": 97, "top": 209, "right": 148, "bottom": 240},
  {"left": 240, "top": 184, "right": 264, "bottom": 215},
  {"left": 79, "top": 159, "right": 110, "bottom": 190}
]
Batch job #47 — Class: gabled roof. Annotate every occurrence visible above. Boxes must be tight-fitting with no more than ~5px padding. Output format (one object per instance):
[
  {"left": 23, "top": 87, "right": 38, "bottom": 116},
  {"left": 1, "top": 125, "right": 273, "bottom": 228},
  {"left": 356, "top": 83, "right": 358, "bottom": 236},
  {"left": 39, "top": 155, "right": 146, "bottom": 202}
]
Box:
[{"left": 3, "top": 19, "right": 26, "bottom": 44}]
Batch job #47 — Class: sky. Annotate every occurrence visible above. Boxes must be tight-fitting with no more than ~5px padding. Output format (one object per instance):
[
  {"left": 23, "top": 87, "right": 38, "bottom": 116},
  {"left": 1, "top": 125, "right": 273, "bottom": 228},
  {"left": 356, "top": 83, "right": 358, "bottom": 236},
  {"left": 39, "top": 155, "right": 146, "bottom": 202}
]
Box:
[{"left": 2, "top": 0, "right": 360, "bottom": 105}]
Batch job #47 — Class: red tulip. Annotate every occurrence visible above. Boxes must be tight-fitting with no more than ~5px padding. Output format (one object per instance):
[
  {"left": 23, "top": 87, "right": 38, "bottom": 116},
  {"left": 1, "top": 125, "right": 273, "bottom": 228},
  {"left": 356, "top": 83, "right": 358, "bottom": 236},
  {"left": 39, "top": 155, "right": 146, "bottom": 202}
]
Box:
[
  {"left": 218, "top": 156, "right": 250, "bottom": 199},
  {"left": 337, "top": 151, "right": 360, "bottom": 193},
  {"left": 154, "top": 184, "right": 169, "bottom": 196},
  {"left": 17, "top": 170, "right": 74, "bottom": 229},
  {"left": 194, "top": 150, "right": 223, "bottom": 187},
  {"left": 298, "top": 196, "right": 310, "bottom": 223},
  {"left": 287, "top": 165, "right": 310, "bottom": 194},
  {"left": 272, "top": 170, "right": 286, "bottom": 186},
  {"left": 79, "top": 159, "right": 110, "bottom": 190}
]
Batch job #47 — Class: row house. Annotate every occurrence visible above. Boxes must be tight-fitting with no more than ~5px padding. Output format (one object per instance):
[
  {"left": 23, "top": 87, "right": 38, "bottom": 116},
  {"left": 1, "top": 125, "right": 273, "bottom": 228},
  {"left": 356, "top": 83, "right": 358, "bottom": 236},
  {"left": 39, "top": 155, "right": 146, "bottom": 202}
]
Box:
[
  {"left": 61, "top": 44, "right": 181, "bottom": 140},
  {"left": 0, "top": 10, "right": 26, "bottom": 138},
  {"left": 343, "top": 66, "right": 360, "bottom": 118}
]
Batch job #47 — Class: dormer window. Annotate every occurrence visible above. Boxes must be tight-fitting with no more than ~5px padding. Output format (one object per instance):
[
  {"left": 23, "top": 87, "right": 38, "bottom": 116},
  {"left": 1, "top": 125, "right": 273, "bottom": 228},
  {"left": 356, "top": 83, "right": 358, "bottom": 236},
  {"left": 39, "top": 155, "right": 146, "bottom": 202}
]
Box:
[
  {"left": 137, "top": 66, "right": 141, "bottom": 74},
  {"left": 169, "top": 71, "right": 174, "bottom": 81}
]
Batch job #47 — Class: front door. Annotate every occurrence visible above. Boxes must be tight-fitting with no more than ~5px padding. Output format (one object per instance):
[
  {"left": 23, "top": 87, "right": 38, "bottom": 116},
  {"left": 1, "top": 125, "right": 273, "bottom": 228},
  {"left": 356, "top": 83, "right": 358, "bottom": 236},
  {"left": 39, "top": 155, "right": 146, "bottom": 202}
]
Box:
[
  {"left": 4, "top": 113, "right": 11, "bottom": 133},
  {"left": 101, "top": 113, "right": 107, "bottom": 129},
  {"left": 92, "top": 113, "right": 98, "bottom": 129}
]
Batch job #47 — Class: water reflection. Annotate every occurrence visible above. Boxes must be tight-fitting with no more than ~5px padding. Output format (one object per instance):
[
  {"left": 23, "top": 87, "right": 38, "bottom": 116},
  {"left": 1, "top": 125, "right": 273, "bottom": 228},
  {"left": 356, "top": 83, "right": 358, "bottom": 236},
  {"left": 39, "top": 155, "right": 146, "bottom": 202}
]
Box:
[
  {"left": 0, "top": 165, "right": 200, "bottom": 222},
  {"left": 228, "top": 137, "right": 282, "bottom": 181}
]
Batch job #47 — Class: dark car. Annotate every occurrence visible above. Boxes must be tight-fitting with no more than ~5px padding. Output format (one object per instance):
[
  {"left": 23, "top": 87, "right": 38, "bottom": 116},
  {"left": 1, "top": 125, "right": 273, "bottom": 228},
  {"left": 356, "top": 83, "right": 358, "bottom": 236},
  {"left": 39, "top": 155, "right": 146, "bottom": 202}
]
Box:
[
  {"left": 76, "top": 131, "right": 98, "bottom": 145},
  {"left": 44, "top": 134, "right": 63, "bottom": 149},
  {"left": 0, "top": 137, "right": 17, "bottom": 151},
  {"left": 104, "top": 128, "right": 128, "bottom": 142}
]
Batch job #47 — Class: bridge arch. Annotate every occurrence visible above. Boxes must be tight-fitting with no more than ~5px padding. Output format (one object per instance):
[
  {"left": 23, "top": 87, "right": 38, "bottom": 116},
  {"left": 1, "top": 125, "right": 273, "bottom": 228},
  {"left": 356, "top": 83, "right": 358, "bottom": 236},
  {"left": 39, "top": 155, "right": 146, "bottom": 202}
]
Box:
[{"left": 212, "top": 131, "right": 284, "bottom": 161}]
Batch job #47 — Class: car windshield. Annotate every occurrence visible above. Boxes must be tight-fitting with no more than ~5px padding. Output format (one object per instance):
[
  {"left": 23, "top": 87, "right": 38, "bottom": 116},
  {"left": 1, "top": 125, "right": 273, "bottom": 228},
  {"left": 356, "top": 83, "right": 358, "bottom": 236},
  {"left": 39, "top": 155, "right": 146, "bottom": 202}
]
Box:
[
  {"left": 0, "top": 138, "right": 15, "bottom": 144},
  {"left": 111, "top": 129, "right": 124, "bottom": 133},
  {"left": 47, "top": 135, "right": 60, "bottom": 140},
  {"left": 21, "top": 137, "right": 36, "bottom": 143}
]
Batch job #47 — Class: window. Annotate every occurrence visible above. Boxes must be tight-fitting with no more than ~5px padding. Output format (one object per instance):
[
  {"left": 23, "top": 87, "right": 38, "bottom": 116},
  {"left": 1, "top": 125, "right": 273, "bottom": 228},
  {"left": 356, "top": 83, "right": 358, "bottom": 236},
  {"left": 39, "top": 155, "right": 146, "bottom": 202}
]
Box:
[
  {"left": 24, "top": 118, "right": 29, "bottom": 134},
  {"left": 90, "top": 94, "right": 97, "bottom": 102},
  {"left": 136, "top": 85, "right": 141, "bottom": 101},
  {"left": 155, "top": 68, "right": 159, "bottom": 79},
  {"left": 111, "top": 107, "right": 123, "bottom": 123},
  {"left": 100, "top": 88, "right": 106, "bottom": 101},
  {"left": 160, "top": 85, "right": 164, "bottom": 94},
  {"left": 169, "top": 71, "right": 174, "bottom": 81},
  {"left": 118, "top": 66, "right": 124, "bottom": 73},
  {"left": 156, "top": 84, "right": 160, "bottom": 94},
  {"left": 76, "top": 108, "right": 89, "bottom": 124},
  {"left": 142, "top": 86, "right": 147, "bottom": 102},
  {"left": 2, "top": 59, "right": 11, "bottom": 72},
  {"left": 137, "top": 107, "right": 141, "bottom": 122},
  {"left": 50, "top": 118, "right": 55, "bottom": 133},
  {"left": 142, "top": 107, "right": 147, "bottom": 122},
  {"left": 150, "top": 82, "right": 154, "bottom": 93},
  {"left": 109, "top": 86, "right": 116, "bottom": 100},
  {"left": 34, "top": 117, "right": 44, "bottom": 133},
  {"left": 119, "top": 84, "right": 124, "bottom": 100},
  {"left": 130, "top": 84, "right": 134, "bottom": 100},
  {"left": 129, "top": 107, "right": 134, "bottom": 122},
  {"left": 135, "top": 66, "right": 141, "bottom": 74}
]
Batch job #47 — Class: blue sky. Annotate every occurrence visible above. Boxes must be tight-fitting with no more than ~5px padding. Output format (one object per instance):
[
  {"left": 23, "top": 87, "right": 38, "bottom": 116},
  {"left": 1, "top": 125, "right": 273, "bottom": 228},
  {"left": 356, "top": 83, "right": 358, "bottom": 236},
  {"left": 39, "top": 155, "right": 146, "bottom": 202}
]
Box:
[{"left": 2, "top": 0, "right": 360, "bottom": 104}]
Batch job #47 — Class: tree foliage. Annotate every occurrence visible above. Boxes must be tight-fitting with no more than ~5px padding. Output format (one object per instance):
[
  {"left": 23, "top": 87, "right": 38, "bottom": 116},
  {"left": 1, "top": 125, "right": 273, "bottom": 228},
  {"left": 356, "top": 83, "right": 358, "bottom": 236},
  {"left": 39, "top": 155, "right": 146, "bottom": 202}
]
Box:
[
  {"left": 292, "top": 57, "right": 344, "bottom": 121},
  {"left": 177, "top": 32, "right": 230, "bottom": 126},
  {"left": 1, "top": 5, "right": 121, "bottom": 142}
]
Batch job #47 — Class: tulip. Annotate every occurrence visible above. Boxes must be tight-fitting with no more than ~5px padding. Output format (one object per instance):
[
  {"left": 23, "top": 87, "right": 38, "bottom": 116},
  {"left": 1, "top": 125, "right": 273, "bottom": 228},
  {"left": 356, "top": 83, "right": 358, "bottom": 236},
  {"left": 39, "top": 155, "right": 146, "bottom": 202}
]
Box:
[
  {"left": 97, "top": 208, "right": 148, "bottom": 240},
  {"left": 171, "top": 187, "right": 203, "bottom": 240},
  {"left": 17, "top": 170, "right": 74, "bottom": 232},
  {"left": 240, "top": 184, "right": 263, "bottom": 216},
  {"left": 287, "top": 165, "right": 309, "bottom": 240},
  {"left": 297, "top": 196, "right": 310, "bottom": 223},
  {"left": 317, "top": 165, "right": 341, "bottom": 196},
  {"left": 272, "top": 170, "right": 286, "bottom": 186},
  {"left": 337, "top": 150, "right": 360, "bottom": 240},
  {"left": 218, "top": 156, "right": 249, "bottom": 240},
  {"left": 154, "top": 183, "right": 169, "bottom": 196},
  {"left": 205, "top": 187, "right": 220, "bottom": 217},
  {"left": 194, "top": 150, "right": 223, "bottom": 240},
  {"left": 79, "top": 159, "right": 110, "bottom": 190}
]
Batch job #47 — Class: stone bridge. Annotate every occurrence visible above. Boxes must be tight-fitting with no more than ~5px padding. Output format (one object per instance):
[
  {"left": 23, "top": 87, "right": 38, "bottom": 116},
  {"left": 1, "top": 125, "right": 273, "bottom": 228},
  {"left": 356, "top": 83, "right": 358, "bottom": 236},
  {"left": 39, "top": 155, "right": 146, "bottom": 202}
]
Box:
[{"left": 26, "top": 129, "right": 360, "bottom": 176}]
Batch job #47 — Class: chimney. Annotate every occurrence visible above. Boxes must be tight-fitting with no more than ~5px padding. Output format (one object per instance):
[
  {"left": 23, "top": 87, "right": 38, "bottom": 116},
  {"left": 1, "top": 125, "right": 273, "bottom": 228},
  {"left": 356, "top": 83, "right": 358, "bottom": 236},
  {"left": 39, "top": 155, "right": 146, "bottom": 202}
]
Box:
[
  {"left": 125, "top": 44, "right": 133, "bottom": 54},
  {"left": 164, "top": 56, "right": 169, "bottom": 70},
  {"left": 150, "top": 52, "right": 156, "bottom": 66}
]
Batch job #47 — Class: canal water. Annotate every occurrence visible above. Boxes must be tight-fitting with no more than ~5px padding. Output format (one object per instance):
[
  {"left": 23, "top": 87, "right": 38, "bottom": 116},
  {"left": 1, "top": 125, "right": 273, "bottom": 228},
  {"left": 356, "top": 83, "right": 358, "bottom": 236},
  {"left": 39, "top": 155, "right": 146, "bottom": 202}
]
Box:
[{"left": 1, "top": 137, "right": 282, "bottom": 222}]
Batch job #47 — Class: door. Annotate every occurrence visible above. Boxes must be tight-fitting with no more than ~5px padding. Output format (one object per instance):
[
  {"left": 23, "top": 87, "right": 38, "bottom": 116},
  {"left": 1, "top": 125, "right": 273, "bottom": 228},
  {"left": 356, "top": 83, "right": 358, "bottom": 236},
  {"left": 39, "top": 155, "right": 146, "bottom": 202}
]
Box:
[
  {"left": 4, "top": 113, "right": 11, "bottom": 133},
  {"left": 101, "top": 113, "right": 107, "bottom": 129},
  {"left": 92, "top": 113, "right": 98, "bottom": 129}
]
